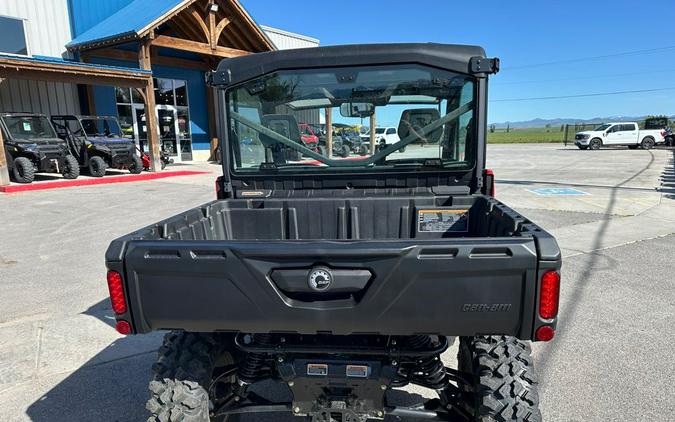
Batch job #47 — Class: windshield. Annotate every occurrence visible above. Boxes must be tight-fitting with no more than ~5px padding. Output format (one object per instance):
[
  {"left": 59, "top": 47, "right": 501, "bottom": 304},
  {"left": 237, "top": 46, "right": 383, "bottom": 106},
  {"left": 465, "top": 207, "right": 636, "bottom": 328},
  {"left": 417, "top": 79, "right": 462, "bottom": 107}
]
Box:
[
  {"left": 81, "top": 118, "right": 123, "bottom": 137},
  {"left": 593, "top": 124, "right": 611, "bottom": 131},
  {"left": 226, "top": 64, "right": 476, "bottom": 173},
  {"left": 3, "top": 116, "right": 57, "bottom": 140}
]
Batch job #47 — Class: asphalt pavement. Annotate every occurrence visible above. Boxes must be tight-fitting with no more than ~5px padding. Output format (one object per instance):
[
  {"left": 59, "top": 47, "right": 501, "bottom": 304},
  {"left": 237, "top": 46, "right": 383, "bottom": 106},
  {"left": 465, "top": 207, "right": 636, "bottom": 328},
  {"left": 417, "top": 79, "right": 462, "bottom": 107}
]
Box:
[{"left": 0, "top": 144, "right": 673, "bottom": 421}]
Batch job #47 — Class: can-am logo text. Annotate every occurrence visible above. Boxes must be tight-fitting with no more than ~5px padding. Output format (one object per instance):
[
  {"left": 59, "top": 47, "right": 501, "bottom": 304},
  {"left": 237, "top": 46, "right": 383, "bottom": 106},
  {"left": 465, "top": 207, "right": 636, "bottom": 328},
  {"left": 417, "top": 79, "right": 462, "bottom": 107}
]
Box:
[{"left": 462, "top": 303, "right": 512, "bottom": 312}]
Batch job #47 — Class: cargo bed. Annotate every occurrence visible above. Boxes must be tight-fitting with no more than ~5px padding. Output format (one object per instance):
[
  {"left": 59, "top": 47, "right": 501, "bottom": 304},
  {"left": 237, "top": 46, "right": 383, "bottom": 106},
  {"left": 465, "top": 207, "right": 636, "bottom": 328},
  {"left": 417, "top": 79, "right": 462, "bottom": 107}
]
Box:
[{"left": 106, "top": 194, "right": 560, "bottom": 339}]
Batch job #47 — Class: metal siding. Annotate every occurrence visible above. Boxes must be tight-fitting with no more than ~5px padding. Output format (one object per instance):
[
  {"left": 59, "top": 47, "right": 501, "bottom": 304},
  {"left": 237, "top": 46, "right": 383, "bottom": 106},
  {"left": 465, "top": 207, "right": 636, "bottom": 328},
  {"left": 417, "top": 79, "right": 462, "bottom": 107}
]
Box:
[
  {"left": 0, "top": 0, "right": 72, "bottom": 57},
  {"left": 0, "top": 79, "right": 81, "bottom": 115},
  {"left": 261, "top": 26, "right": 319, "bottom": 50},
  {"left": 0, "top": 0, "right": 81, "bottom": 115}
]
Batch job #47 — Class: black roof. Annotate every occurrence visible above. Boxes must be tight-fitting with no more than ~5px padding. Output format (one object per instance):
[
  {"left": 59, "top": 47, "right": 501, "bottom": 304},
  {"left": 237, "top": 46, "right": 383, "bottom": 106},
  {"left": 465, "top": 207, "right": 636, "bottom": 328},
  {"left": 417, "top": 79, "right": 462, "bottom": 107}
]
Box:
[
  {"left": 1, "top": 112, "right": 48, "bottom": 118},
  {"left": 211, "top": 43, "right": 496, "bottom": 87},
  {"left": 51, "top": 115, "right": 117, "bottom": 120}
]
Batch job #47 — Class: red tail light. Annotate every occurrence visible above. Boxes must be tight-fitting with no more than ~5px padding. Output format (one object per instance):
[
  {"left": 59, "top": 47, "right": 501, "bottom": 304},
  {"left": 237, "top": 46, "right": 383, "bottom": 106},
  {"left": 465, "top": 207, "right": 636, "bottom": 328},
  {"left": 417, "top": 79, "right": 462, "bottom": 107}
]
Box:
[
  {"left": 483, "top": 169, "right": 495, "bottom": 197},
  {"left": 115, "top": 320, "right": 132, "bottom": 335},
  {"left": 539, "top": 270, "right": 560, "bottom": 319},
  {"left": 535, "top": 325, "right": 555, "bottom": 341},
  {"left": 106, "top": 270, "right": 127, "bottom": 314}
]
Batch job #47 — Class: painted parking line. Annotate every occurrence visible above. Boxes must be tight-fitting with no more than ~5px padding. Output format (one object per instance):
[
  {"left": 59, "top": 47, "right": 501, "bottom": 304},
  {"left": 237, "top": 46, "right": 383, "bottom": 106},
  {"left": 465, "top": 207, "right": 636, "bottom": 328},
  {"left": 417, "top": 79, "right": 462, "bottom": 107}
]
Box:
[{"left": 528, "top": 187, "right": 590, "bottom": 196}]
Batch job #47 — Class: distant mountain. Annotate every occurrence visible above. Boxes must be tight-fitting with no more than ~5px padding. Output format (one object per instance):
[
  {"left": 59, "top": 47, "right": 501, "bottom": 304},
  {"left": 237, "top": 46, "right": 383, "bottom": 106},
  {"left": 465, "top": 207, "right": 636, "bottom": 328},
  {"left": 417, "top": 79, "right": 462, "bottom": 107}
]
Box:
[{"left": 489, "top": 115, "right": 675, "bottom": 129}]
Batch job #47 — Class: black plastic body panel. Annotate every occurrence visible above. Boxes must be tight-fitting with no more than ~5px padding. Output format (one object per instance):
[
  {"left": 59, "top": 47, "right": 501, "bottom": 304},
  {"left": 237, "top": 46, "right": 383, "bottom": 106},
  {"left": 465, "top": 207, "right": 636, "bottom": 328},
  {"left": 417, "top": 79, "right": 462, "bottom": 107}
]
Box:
[
  {"left": 209, "top": 43, "right": 492, "bottom": 88},
  {"left": 106, "top": 194, "right": 561, "bottom": 340}
]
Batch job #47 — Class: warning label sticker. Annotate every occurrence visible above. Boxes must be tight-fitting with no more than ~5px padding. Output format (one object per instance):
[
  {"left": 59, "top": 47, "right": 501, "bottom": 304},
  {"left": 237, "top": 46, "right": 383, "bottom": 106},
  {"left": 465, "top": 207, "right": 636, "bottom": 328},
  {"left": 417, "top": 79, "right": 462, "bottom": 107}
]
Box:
[{"left": 417, "top": 209, "right": 469, "bottom": 233}]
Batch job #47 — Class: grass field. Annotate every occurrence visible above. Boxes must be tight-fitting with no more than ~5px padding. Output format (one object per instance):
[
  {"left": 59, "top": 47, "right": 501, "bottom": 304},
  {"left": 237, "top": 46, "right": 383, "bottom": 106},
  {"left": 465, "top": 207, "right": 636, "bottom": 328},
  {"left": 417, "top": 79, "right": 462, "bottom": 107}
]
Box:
[{"left": 487, "top": 127, "right": 566, "bottom": 144}]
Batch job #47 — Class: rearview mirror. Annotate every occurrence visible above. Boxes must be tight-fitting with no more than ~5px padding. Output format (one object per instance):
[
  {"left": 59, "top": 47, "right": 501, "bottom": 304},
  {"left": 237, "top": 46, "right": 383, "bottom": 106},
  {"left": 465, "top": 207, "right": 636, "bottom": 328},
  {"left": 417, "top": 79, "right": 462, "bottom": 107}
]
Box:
[{"left": 340, "top": 102, "right": 374, "bottom": 118}]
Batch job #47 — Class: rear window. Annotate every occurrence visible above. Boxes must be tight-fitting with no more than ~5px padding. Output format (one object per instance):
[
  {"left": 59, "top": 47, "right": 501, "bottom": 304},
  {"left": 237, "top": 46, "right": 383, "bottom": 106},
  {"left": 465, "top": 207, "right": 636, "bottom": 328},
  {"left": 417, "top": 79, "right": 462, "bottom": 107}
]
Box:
[{"left": 225, "top": 64, "right": 477, "bottom": 175}]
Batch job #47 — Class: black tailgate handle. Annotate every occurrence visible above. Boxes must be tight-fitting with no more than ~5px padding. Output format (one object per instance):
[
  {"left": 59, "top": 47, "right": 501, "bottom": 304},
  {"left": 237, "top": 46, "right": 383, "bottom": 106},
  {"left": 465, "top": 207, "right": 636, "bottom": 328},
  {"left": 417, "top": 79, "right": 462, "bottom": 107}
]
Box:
[{"left": 271, "top": 268, "right": 372, "bottom": 295}]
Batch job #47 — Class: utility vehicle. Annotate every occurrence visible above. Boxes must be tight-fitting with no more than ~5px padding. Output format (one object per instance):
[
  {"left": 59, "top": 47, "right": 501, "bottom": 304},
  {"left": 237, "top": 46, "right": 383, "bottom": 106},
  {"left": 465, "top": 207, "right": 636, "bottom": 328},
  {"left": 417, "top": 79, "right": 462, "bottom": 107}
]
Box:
[
  {"left": 50, "top": 115, "right": 143, "bottom": 176},
  {"left": 105, "top": 44, "right": 561, "bottom": 422},
  {"left": 1, "top": 113, "right": 79, "bottom": 183}
]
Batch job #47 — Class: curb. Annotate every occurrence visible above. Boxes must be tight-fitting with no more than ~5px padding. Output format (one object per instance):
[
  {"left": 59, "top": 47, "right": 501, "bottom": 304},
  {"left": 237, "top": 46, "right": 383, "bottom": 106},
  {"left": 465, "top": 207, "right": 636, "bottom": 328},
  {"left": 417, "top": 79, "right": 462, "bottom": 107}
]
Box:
[{"left": 0, "top": 170, "right": 209, "bottom": 193}]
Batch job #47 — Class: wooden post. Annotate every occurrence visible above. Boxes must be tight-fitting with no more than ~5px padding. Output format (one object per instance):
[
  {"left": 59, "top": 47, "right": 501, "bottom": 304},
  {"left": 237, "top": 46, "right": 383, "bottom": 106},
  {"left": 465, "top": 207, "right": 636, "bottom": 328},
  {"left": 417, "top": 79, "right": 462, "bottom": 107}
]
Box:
[
  {"left": 0, "top": 127, "right": 10, "bottom": 186},
  {"left": 85, "top": 85, "right": 97, "bottom": 115},
  {"left": 369, "top": 111, "right": 376, "bottom": 155},
  {"left": 325, "top": 107, "right": 332, "bottom": 159},
  {"left": 139, "top": 40, "right": 162, "bottom": 171},
  {"left": 206, "top": 86, "right": 218, "bottom": 161}
]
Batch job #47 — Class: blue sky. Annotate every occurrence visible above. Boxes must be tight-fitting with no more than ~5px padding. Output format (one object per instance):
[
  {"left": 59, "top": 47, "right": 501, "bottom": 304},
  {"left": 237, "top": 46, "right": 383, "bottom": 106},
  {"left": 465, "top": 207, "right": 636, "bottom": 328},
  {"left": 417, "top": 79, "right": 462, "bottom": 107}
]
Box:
[{"left": 244, "top": 0, "right": 675, "bottom": 123}]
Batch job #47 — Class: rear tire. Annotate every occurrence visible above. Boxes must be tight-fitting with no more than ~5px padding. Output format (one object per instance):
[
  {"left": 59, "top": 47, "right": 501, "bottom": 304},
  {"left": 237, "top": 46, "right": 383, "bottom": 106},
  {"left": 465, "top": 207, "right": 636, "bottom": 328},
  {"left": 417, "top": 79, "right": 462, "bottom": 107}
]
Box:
[
  {"left": 129, "top": 154, "right": 144, "bottom": 174},
  {"left": 88, "top": 156, "right": 107, "bottom": 177},
  {"left": 147, "top": 332, "right": 237, "bottom": 422},
  {"left": 458, "top": 336, "right": 541, "bottom": 422},
  {"left": 589, "top": 138, "right": 602, "bottom": 150},
  {"left": 11, "top": 157, "right": 35, "bottom": 184},
  {"left": 340, "top": 144, "right": 350, "bottom": 157},
  {"left": 641, "top": 137, "right": 655, "bottom": 150},
  {"left": 62, "top": 155, "right": 80, "bottom": 179}
]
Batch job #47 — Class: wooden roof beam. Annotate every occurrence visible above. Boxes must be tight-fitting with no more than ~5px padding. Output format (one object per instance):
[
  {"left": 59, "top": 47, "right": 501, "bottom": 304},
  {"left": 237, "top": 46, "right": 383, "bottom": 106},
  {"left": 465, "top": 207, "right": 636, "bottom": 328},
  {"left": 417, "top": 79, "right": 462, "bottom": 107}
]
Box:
[
  {"left": 150, "top": 35, "right": 250, "bottom": 58},
  {"left": 82, "top": 48, "right": 210, "bottom": 71}
]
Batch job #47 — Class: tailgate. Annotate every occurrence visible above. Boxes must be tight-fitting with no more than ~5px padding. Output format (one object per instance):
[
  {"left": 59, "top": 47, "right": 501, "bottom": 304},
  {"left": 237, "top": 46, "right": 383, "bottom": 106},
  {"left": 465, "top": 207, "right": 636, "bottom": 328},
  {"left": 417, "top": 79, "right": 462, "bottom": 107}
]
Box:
[{"left": 117, "top": 238, "right": 539, "bottom": 338}]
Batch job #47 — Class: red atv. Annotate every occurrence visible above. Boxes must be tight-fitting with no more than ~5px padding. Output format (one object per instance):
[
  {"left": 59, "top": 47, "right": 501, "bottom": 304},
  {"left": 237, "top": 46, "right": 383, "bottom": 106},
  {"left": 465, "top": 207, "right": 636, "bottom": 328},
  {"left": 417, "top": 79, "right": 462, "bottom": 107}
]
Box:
[{"left": 298, "top": 123, "right": 325, "bottom": 155}]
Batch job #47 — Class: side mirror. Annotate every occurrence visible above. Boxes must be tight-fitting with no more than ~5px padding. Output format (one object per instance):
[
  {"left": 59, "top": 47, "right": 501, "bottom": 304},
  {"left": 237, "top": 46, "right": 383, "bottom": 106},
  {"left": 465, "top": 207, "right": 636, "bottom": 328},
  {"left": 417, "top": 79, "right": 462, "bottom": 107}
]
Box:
[{"left": 340, "top": 102, "right": 374, "bottom": 118}]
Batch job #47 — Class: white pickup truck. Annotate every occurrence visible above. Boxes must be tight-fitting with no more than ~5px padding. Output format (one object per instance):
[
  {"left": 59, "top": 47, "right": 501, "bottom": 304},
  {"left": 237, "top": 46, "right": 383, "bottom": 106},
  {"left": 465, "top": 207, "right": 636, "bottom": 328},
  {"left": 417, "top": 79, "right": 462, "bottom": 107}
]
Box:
[{"left": 574, "top": 122, "right": 665, "bottom": 150}]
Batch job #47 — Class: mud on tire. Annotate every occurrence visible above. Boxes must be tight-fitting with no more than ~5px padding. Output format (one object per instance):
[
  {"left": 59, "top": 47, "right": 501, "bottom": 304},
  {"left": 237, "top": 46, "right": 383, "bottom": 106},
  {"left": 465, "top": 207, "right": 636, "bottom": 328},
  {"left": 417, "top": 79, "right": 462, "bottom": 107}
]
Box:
[
  {"left": 458, "top": 336, "right": 541, "bottom": 422},
  {"left": 147, "top": 331, "right": 232, "bottom": 422}
]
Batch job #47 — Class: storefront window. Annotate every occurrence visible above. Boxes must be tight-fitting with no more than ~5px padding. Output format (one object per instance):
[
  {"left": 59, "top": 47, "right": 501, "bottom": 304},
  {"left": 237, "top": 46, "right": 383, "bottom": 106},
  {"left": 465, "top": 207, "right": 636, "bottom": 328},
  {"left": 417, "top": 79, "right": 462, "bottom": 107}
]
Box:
[
  {"left": 132, "top": 87, "right": 144, "bottom": 104},
  {"left": 115, "top": 78, "right": 192, "bottom": 161},
  {"left": 117, "top": 104, "right": 134, "bottom": 138},
  {"left": 154, "top": 78, "right": 174, "bottom": 105},
  {"left": 115, "top": 87, "right": 131, "bottom": 104},
  {"left": 175, "top": 80, "right": 188, "bottom": 106}
]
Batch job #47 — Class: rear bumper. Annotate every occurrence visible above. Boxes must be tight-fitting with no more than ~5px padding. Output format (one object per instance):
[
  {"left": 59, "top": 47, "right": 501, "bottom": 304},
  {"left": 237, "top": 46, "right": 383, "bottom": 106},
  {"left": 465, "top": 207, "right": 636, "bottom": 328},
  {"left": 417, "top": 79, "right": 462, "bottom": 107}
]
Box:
[{"left": 111, "top": 238, "right": 551, "bottom": 339}]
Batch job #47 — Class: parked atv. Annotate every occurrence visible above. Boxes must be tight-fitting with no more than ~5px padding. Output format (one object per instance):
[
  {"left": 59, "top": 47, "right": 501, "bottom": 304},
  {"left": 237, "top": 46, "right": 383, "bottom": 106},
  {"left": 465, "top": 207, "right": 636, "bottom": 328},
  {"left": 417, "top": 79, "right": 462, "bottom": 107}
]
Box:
[
  {"left": 306, "top": 124, "right": 351, "bottom": 157},
  {"left": 298, "top": 123, "right": 324, "bottom": 155},
  {"left": 50, "top": 115, "right": 143, "bottom": 176},
  {"left": 107, "top": 44, "right": 558, "bottom": 422},
  {"left": 1, "top": 113, "right": 79, "bottom": 183}
]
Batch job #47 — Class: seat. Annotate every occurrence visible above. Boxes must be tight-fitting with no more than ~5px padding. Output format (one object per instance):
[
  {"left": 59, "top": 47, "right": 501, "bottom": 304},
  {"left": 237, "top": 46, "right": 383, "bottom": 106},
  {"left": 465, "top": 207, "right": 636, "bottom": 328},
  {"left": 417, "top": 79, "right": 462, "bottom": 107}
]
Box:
[
  {"left": 260, "top": 114, "right": 302, "bottom": 163},
  {"left": 397, "top": 108, "right": 444, "bottom": 145}
]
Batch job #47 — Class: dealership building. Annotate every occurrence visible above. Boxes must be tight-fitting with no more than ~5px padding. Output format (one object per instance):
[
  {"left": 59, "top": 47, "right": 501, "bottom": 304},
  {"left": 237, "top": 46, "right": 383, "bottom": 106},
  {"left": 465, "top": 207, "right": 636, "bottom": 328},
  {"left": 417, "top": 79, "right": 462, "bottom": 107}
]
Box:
[{"left": 0, "top": 0, "right": 319, "bottom": 171}]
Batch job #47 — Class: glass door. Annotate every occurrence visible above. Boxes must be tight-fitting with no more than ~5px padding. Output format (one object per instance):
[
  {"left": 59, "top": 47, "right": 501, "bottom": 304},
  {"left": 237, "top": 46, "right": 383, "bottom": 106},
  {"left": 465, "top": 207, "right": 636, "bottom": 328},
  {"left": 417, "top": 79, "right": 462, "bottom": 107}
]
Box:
[{"left": 132, "top": 104, "right": 184, "bottom": 163}]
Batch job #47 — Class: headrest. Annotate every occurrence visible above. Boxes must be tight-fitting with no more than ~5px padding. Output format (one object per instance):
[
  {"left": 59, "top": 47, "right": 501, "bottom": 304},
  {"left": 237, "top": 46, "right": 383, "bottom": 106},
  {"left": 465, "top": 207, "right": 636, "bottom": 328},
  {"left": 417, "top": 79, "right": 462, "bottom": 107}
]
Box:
[
  {"left": 397, "top": 108, "right": 443, "bottom": 144},
  {"left": 260, "top": 114, "right": 301, "bottom": 147}
]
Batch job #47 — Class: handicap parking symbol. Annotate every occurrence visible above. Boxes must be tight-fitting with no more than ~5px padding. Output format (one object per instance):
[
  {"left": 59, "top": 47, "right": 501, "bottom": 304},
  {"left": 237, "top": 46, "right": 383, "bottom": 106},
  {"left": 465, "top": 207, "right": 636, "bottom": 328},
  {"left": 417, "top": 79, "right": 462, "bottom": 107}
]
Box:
[{"left": 528, "top": 187, "right": 589, "bottom": 196}]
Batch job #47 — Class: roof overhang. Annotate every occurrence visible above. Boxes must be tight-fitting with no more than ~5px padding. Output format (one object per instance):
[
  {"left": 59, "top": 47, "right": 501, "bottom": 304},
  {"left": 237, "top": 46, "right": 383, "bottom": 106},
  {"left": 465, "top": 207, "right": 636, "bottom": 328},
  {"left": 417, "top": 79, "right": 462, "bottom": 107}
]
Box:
[
  {"left": 66, "top": 0, "right": 275, "bottom": 54},
  {"left": 0, "top": 54, "right": 151, "bottom": 88}
]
